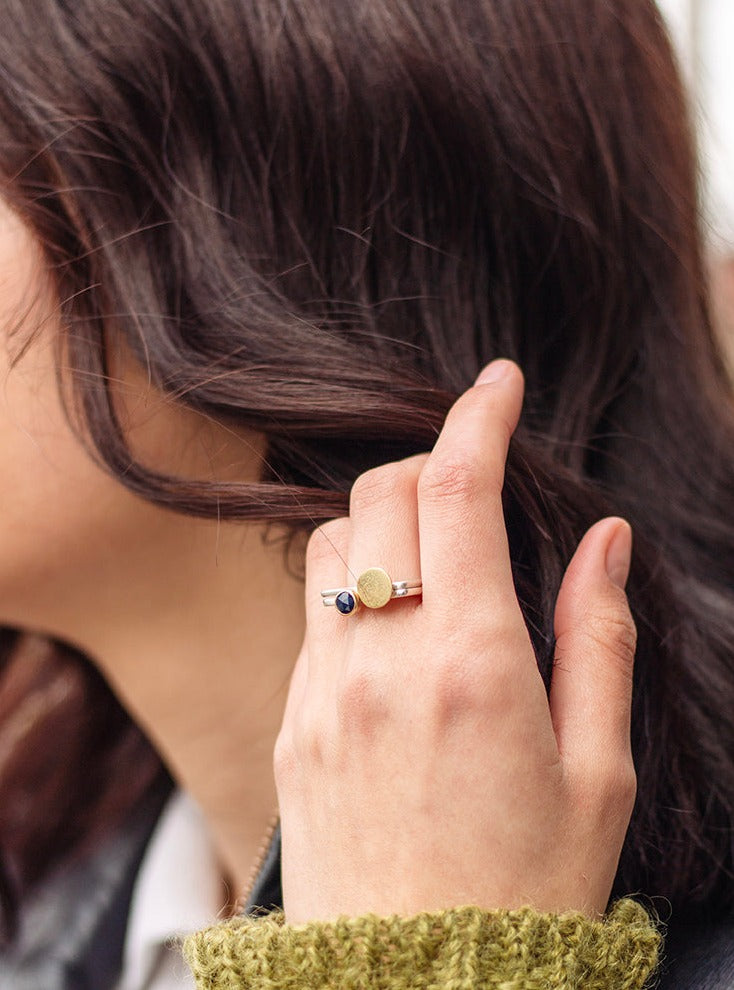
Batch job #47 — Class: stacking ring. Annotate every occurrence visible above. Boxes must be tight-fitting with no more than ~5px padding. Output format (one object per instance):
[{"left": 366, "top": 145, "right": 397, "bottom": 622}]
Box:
[{"left": 321, "top": 567, "right": 422, "bottom": 616}]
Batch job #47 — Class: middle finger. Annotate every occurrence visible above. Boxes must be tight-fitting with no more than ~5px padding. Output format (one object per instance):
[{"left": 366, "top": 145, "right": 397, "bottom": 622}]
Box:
[{"left": 417, "top": 361, "right": 524, "bottom": 615}]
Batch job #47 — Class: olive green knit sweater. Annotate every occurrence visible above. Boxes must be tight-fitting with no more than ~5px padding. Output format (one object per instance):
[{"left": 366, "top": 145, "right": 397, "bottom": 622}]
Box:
[{"left": 183, "top": 897, "right": 660, "bottom": 990}]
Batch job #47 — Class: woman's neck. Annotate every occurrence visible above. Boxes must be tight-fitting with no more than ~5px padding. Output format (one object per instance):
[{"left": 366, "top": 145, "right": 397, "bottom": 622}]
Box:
[{"left": 74, "top": 519, "right": 307, "bottom": 896}]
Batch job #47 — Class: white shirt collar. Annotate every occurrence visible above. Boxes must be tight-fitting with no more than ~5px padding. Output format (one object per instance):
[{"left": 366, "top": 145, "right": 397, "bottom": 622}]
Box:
[{"left": 115, "top": 790, "right": 224, "bottom": 990}]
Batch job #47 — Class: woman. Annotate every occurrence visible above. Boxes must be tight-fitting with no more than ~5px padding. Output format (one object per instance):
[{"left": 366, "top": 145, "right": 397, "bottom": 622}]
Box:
[{"left": 0, "top": 0, "right": 731, "bottom": 987}]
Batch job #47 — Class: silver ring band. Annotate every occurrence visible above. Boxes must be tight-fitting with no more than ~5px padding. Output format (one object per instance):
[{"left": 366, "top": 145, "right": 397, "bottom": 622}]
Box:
[
  {"left": 321, "top": 567, "right": 423, "bottom": 615},
  {"left": 321, "top": 583, "right": 422, "bottom": 607}
]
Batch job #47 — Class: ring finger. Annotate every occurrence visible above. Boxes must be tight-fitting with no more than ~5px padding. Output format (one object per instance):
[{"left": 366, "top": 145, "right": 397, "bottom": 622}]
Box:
[{"left": 346, "top": 454, "right": 426, "bottom": 628}]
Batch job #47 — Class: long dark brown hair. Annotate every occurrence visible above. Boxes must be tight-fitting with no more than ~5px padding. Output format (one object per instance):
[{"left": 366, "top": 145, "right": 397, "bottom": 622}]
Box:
[{"left": 0, "top": 0, "right": 731, "bottom": 935}]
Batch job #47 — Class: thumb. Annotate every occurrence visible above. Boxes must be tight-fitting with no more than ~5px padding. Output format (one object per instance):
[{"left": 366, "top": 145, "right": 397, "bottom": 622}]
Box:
[{"left": 549, "top": 517, "right": 637, "bottom": 767}]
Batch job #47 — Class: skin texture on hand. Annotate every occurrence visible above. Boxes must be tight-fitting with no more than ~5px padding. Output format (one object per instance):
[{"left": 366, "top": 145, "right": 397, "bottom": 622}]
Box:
[{"left": 274, "top": 360, "right": 638, "bottom": 925}]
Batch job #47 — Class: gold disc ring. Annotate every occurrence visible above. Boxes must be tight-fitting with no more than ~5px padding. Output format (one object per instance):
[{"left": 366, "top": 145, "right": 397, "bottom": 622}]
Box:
[
  {"left": 356, "top": 567, "right": 398, "bottom": 609},
  {"left": 321, "top": 571, "right": 422, "bottom": 615}
]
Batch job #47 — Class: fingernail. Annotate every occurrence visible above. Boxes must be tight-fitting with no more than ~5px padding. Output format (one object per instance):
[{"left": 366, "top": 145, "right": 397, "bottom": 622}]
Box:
[
  {"left": 605, "top": 520, "right": 633, "bottom": 589},
  {"left": 475, "top": 359, "right": 514, "bottom": 386}
]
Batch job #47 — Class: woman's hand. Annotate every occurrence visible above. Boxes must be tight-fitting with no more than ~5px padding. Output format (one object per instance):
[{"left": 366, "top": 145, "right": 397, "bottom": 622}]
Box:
[{"left": 274, "top": 360, "right": 638, "bottom": 925}]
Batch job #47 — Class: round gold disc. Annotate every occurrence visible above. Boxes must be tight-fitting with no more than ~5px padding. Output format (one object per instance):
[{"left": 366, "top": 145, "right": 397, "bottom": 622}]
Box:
[{"left": 356, "top": 567, "right": 393, "bottom": 609}]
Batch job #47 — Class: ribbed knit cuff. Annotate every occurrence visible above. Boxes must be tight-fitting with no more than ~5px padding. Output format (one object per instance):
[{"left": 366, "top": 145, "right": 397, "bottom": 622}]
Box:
[{"left": 183, "top": 897, "right": 660, "bottom": 990}]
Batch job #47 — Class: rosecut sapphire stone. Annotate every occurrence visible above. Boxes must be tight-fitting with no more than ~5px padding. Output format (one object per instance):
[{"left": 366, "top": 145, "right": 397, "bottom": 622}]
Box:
[{"left": 336, "top": 591, "right": 356, "bottom": 615}]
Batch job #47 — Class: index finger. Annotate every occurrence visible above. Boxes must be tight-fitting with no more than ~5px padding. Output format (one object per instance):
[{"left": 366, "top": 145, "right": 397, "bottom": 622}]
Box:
[{"left": 417, "top": 360, "right": 524, "bottom": 612}]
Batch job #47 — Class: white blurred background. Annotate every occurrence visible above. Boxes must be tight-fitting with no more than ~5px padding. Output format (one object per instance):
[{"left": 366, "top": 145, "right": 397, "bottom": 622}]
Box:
[
  {"left": 658, "top": 0, "right": 734, "bottom": 249},
  {"left": 657, "top": 0, "right": 734, "bottom": 357}
]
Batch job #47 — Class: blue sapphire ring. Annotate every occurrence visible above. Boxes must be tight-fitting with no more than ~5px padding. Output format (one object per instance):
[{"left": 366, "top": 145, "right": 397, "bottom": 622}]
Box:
[{"left": 321, "top": 568, "right": 422, "bottom": 616}]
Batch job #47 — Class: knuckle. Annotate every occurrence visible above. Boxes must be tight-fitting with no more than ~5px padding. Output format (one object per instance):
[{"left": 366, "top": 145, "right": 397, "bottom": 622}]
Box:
[
  {"left": 350, "top": 462, "right": 413, "bottom": 516},
  {"left": 289, "top": 706, "right": 331, "bottom": 768},
  {"left": 272, "top": 731, "right": 298, "bottom": 785},
  {"left": 427, "top": 651, "right": 501, "bottom": 725},
  {"left": 299, "top": 732, "right": 323, "bottom": 767},
  {"left": 585, "top": 601, "right": 637, "bottom": 679},
  {"left": 306, "top": 518, "right": 348, "bottom": 568},
  {"left": 577, "top": 757, "right": 638, "bottom": 813},
  {"left": 598, "top": 763, "right": 638, "bottom": 813},
  {"left": 431, "top": 667, "right": 479, "bottom": 724},
  {"left": 336, "top": 667, "right": 391, "bottom": 735},
  {"left": 421, "top": 623, "right": 523, "bottom": 725},
  {"left": 618, "top": 763, "right": 638, "bottom": 809},
  {"left": 418, "top": 454, "right": 487, "bottom": 505}
]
